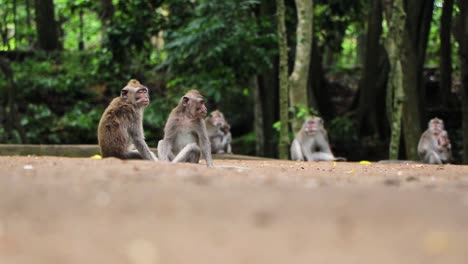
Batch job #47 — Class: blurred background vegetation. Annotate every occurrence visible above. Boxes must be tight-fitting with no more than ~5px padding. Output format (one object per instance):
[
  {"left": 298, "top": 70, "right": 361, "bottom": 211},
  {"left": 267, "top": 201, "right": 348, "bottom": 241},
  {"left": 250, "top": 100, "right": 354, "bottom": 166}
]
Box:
[{"left": 0, "top": 0, "right": 466, "bottom": 162}]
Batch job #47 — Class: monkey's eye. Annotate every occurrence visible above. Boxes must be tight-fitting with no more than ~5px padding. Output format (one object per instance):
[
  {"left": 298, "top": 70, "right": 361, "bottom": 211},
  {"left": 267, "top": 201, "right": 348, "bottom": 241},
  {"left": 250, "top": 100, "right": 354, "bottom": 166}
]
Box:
[
  {"left": 200, "top": 99, "right": 205, "bottom": 104},
  {"left": 137, "top": 89, "right": 147, "bottom": 94}
]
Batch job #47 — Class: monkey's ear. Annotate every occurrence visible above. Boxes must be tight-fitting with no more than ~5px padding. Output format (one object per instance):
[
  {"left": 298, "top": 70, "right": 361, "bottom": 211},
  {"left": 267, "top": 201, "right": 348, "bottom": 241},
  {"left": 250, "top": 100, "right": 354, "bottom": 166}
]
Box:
[
  {"left": 121, "top": 89, "right": 129, "bottom": 98},
  {"left": 182, "top": 96, "right": 189, "bottom": 106}
]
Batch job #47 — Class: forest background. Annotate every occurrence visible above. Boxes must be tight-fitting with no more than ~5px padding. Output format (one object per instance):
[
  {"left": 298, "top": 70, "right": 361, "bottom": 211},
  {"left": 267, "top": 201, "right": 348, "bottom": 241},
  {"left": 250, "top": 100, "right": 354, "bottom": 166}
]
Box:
[{"left": 1, "top": 0, "right": 467, "bottom": 163}]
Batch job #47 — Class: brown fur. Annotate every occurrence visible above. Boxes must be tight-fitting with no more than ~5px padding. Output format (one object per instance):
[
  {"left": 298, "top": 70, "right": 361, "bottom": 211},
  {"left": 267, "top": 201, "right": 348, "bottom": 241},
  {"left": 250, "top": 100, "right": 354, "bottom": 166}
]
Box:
[
  {"left": 158, "top": 90, "right": 214, "bottom": 167},
  {"left": 98, "top": 79, "right": 156, "bottom": 160},
  {"left": 417, "top": 118, "right": 452, "bottom": 164},
  {"left": 290, "top": 117, "right": 343, "bottom": 161},
  {"left": 205, "top": 110, "right": 232, "bottom": 154}
]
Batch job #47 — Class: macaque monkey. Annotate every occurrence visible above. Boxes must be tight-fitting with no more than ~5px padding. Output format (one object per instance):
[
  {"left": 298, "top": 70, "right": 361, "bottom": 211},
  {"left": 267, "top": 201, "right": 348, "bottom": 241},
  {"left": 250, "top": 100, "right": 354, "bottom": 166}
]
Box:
[
  {"left": 205, "top": 110, "right": 233, "bottom": 154},
  {"left": 98, "top": 79, "right": 157, "bottom": 160},
  {"left": 418, "top": 118, "right": 452, "bottom": 164},
  {"left": 290, "top": 117, "right": 343, "bottom": 161},
  {"left": 157, "top": 90, "right": 214, "bottom": 167}
]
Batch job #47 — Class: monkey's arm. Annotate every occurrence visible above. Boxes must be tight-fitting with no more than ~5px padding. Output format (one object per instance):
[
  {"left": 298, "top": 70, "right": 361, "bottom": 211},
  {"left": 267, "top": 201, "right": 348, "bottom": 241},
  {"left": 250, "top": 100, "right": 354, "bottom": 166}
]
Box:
[
  {"left": 128, "top": 126, "right": 157, "bottom": 161},
  {"left": 200, "top": 120, "right": 214, "bottom": 167},
  {"left": 223, "top": 133, "right": 233, "bottom": 154},
  {"left": 290, "top": 139, "right": 304, "bottom": 161}
]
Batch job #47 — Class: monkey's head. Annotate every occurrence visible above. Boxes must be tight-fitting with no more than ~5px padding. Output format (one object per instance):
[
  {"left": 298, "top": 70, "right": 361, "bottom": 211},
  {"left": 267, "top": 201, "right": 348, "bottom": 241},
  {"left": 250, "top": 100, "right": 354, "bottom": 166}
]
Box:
[
  {"left": 121, "top": 79, "right": 150, "bottom": 108},
  {"left": 207, "top": 110, "right": 226, "bottom": 128},
  {"left": 221, "top": 124, "right": 231, "bottom": 134},
  {"left": 180, "top": 90, "right": 207, "bottom": 118},
  {"left": 303, "top": 117, "right": 323, "bottom": 135},
  {"left": 429, "top": 117, "right": 444, "bottom": 136}
]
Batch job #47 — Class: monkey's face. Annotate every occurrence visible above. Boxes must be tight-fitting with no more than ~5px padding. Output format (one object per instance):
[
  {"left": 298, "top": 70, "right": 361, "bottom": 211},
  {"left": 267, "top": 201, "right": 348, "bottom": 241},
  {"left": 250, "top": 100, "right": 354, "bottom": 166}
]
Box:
[
  {"left": 182, "top": 95, "right": 207, "bottom": 118},
  {"left": 429, "top": 118, "right": 444, "bottom": 136},
  {"left": 121, "top": 86, "right": 150, "bottom": 108},
  {"left": 303, "top": 117, "right": 323, "bottom": 135},
  {"left": 208, "top": 111, "right": 226, "bottom": 127}
]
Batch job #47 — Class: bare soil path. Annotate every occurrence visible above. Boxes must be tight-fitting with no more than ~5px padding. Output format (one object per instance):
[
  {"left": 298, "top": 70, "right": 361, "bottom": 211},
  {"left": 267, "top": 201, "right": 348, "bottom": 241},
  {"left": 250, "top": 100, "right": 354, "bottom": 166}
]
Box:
[{"left": 1, "top": 156, "right": 468, "bottom": 264}]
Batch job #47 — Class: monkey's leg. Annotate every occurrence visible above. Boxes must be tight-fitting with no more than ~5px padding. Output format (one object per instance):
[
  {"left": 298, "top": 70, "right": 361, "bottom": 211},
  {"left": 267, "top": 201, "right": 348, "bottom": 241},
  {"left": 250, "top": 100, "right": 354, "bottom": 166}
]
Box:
[
  {"left": 172, "top": 143, "right": 201, "bottom": 163},
  {"left": 310, "top": 152, "right": 336, "bottom": 161},
  {"left": 226, "top": 143, "right": 232, "bottom": 154},
  {"left": 290, "top": 139, "right": 304, "bottom": 161},
  {"left": 157, "top": 140, "right": 175, "bottom": 161},
  {"left": 426, "top": 151, "right": 442, "bottom": 164},
  {"left": 123, "top": 150, "right": 144, "bottom": 159}
]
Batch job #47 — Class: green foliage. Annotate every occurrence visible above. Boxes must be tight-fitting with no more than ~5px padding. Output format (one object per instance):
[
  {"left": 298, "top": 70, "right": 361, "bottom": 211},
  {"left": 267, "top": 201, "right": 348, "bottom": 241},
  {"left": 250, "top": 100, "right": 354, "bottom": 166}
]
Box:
[{"left": 163, "top": 0, "right": 276, "bottom": 99}]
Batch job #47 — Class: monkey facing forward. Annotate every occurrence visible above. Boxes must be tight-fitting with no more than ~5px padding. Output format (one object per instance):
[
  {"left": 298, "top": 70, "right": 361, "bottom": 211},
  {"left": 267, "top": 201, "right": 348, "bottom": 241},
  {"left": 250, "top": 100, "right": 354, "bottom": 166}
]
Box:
[
  {"left": 205, "top": 110, "right": 233, "bottom": 154},
  {"left": 290, "top": 117, "right": 343, "bottom": 161},
  {"left": 157, "top": 90, "right": 214, "bottom": 167},
  {"left": 97, "top": 79, "right": 157, "bottom": 161},
  {"left": 417, "top": 118, "right": 452, "bottom": 164}
]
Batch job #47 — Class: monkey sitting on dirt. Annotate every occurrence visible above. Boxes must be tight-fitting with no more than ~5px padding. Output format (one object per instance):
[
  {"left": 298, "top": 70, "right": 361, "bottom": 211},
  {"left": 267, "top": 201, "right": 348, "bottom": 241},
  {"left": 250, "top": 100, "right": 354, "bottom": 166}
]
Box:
[
  {"left": 98, "top": 79, "right": 157, "bottom": 160},
  {"left": 417, "top": 117, "right": 452, "bottom": 164},
  {"left": 205, "top": 110, "right": 233, "bottom": 154},
  {"left": 290, "top": 117, "right": 345, "bottom": 161},
  {"left": 157, "top": 90, "right": 214, "bottom": 167}
]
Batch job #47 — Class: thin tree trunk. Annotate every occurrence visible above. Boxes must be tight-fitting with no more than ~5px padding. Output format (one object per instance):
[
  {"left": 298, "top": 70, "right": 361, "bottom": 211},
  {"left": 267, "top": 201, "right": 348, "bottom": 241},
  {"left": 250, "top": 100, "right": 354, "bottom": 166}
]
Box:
[
  {"left": 399, "top": 0, "right": 433, "bottom": 159},
  {"left": 13, "top": 0, "right": 18, "bottom": 48},
  {"left": 308, "top": 37, "right": 335, "bottom": 119},
  {"left": 456, "top": 0, "right": 468, "bottom": 163},
  {"left": 253, "top": 76, "right": 265, "bottom": 156},
  {"left": 383, "top": 0, "right": 406, "bottom": 159},
  {"left": 34, "top": 0, "right": 60, "bottom": 51},
  {"left": 0, "top": 57, "right": 27, "bottom": 143},
  {"left": 357, "top": 0, "right": 384, "bottom": 137},
  {"left": 99, "top": 0, "right": 114, "bottom": 32},
  {"left": 277, "top": 0, "right": 290, "bottom": 159},
  {"left": 289, "top": 0, "right": 312, "bottom": 133},
  {"left": 26, "top": 0, "right": 32, "bottom": 28},
  {"left": 440, "top": 0, "right": 454, "bottom": 107}
]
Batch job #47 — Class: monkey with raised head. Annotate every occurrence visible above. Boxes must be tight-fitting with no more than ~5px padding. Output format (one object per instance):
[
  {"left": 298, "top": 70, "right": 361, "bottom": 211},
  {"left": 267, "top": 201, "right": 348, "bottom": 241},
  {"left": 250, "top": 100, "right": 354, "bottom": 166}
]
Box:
[
  {"left": 418, "top": 118, "right": 452, "bottom": 164},
  {"left": 205, "top": 110, "right": 233, "bottom": 154},
  {"left": 290, "top": 117, "right": 343, "bottom": 161},
  {"left": 157, "top": 90, "right": 214, "bottom": 167},
  {"left": 98, "top": 79, "right": 157, "bottom": 160}
]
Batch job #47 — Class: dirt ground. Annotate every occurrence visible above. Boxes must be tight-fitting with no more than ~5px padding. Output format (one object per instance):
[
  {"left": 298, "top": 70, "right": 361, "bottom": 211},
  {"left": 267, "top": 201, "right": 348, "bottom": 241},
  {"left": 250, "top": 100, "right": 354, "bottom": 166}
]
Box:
[{"left": 1, "top": 156, "right": 468, "bottom": 264}]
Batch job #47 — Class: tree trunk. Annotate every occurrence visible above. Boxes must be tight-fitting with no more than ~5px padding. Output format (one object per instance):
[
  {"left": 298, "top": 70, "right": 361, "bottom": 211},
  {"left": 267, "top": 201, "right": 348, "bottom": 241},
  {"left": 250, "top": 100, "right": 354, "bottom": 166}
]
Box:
[
  {"left": 253, "top": 76, "right": 265, "bottom": 157},
  {"left": 308, "top": 37, "right": 335, "bottom": 119},
  {"left": 457, "top": 0, "right": 468, "bottom": 163},
  {"left": 383, "top": 0, "right": 406, "bottom": 159},
  {"left": 357, "top": 0, "right": 384, "bottom": 137},
  {"left": 26, "top": 0, "right": 32, "bottom": 28},
  {"left": 0, "top": 57, "right": 27, "bottom": 143},
  {"left": 253, "top": 0, "right": 279, "bottom": 158},
  {"left": 13, "top": 0, "right": 18, "bottom": 48},
  {"left": 257, "top": 69, "right": 279, "bottom": 158},
  {"left": 440, "top": 0, "right": 454, "bottom": 107},
  {"left": 399, "top": 0, "right": 434, "bottom": 160},
  {"left": 289, "top": 0, "right": 313, "bottom": 132},
  {"left": 277, "top": 0, "right": 290, "bottom": 159},
  {"left": 99, "top": 0, "right": 114, "bottom": 32},
  {"left": 34, "top": 0, "right": 60, "bottom": 51}
]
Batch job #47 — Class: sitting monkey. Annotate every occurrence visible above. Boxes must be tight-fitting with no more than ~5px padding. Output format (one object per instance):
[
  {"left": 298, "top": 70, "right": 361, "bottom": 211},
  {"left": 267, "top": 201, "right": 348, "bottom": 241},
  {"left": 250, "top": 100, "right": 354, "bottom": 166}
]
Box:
[
  {"left": 417, "top": 117, "right": 452, "bottom": 164},
  {"left": 290, "top": 117, "right": 343, "bottom": 161},
  {"left": 157, "top": 90, "right": 214, "bottom": 167},
  {"left": 205, "top": 110, "right": 233, "bottom": 154},
  {"left": 98, "top": 79, "right": 157, "bottom": 160}
]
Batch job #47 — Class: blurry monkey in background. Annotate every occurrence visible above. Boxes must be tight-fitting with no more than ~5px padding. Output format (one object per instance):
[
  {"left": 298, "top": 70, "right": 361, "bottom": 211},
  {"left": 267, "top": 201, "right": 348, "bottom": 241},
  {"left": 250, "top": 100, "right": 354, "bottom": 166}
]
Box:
[
  {"left": 157, "top": 90, "right": 214, "bottom": 167},
  {"left": 98, "top": 79, "right": 157, "bottom": 160},
  {"left": 205, "top": 110, "right": 233, "bottom": 154},
  {"left": 290, "top": 117, "right": 344, "bottom": 161},
  {"left": 418, "top": 118, "right": 452, "bottom": 164}
]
